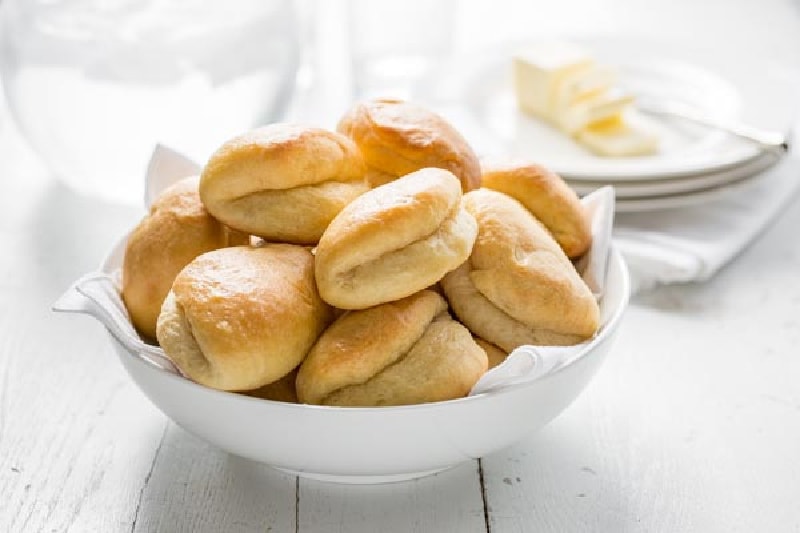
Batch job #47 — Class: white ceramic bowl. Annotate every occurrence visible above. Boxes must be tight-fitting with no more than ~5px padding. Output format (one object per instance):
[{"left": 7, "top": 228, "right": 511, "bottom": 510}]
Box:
[{"left": 102, "top": 236, "right": 629, "bottom": 484}]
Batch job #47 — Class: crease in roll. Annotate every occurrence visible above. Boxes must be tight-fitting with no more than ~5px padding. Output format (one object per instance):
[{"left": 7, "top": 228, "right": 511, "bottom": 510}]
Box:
[
  {"left": 296, "top": 290, "right": 488, "bottom": 406},
  {"left": 156, "top": 245, "right": 333, "bottom": 391},
  {"left": 442, "top": 263, "right": 587, "bottom": 353},
  {"left": 337, "top": 98, "right": 482, "bottom": 192},
  {"left": 441, "top": 189, "right": 599, "bottom": 353},
  {"left": 315, "top": 167, "right": 478, "bottom": 309},
  {"left": 199, "top": 124, "right": 369, "bottom": 244}
]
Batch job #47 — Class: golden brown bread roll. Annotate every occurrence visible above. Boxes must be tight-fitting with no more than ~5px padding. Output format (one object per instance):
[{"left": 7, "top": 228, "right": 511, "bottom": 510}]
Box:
[
  {"left": 481, "top": 159, "right": 592, "bottom": 258},
  {"left": 440, "top": 189, "right": 599, "bottom": 352},
  {"left": 337, "top": 98, "right": 481, "bottom": 191},
  {"left": 475, "top": 338, "right": 508, "bottom": 370},
  {"left": 314, "top": 168, "right": 477, "bottom": 309},
  {"left": 199, "top": 124, "right": 369, "bottom": 244},
  {"left": 296, "top": 290, "right": 488, "bottom": 406},
  {"left": 122, "top": 176, "right": 248, "bottom": 340},
  {"left": 156, "top": 244, "right": 333, "bottom": 391}
]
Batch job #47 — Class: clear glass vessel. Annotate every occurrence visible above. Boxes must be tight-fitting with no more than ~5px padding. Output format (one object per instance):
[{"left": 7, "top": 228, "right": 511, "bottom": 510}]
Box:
[{"left": 1, "top": 0, "right": 299, "bottom": 205}]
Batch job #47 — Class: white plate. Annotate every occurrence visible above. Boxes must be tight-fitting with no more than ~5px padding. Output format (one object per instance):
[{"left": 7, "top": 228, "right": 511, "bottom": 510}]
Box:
[
  {"left": 613, "top": 170, "right": 773, "bottom": 212},
  {"left": 415, "top": 38, "right": 766, "bottom": 180},
  {"left": 568, "top": 151, "right": 781, "bottom": 198}
]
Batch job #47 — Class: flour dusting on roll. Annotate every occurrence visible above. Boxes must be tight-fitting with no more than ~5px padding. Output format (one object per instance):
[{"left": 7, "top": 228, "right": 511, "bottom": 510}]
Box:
[
  {"left": 314, "top": 168, "right": 478, "bottom": 309},
  {"left": 199, "top": 124, "right": 368, "bottom": 244},
  {"left": 156, "top": 245, "right": 333, "bottom": 391}
]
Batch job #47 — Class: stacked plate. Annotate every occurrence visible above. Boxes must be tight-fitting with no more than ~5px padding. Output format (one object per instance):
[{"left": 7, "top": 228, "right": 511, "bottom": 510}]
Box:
[{"left": 415, "top": 37, "right": 791, "bottom": 212}]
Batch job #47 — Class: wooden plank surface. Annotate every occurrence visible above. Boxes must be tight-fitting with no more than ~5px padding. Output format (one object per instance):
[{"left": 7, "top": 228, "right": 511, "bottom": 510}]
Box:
[
  {"left": 0, "top": 133, "right": 168, "bottom": 532},
  {"left": 481, "top": 198, "right": 800, "bottom": 532},
  {"left": 132, "top": 425, "right": 297, "bottom": 533},
  {"left": 0, "top": 306, "right": 164, "bottom": 533},
  {"left": 297, "top": 461, "right": 487, "bottom": 533}
]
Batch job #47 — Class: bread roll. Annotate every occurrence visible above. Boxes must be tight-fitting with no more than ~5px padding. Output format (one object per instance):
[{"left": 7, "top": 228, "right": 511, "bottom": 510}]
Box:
[
  {"left": 337, "top": 99, "right": 481, "bottom": 191},
  {"left": 314, "top": 168, "right": 477, "bottom": 309},
  {"left": 156, "top": 245, "right": 333, "bottom": 391},
  {"left": 199, "top": 124, "right": 369, "bottom": 244},
  {"left": 296, "top": 290, "right": 488, "bottom": 406},
  {"left": 475, "top": 338, "right": 507, "bottom": 370},
  {"left": 441, "top": 189, "right": 599, "bottom": 352},
  {"left": 122, "top": 176, "right": 248, "bottom": 340},
  {"left": 481, "top": 159, "right": 591, "bottom": 258}
]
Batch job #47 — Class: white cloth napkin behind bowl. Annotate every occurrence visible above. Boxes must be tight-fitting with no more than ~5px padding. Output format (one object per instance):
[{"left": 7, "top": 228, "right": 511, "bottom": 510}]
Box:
[{"left": 614, "top": 151, "right": 800, "bottom": 294}]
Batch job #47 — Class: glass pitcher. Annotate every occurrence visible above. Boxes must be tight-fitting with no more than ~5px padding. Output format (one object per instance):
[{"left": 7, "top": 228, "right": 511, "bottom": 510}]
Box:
[{"left": 1, "top": 0, "right": 300, "bottom": 205}]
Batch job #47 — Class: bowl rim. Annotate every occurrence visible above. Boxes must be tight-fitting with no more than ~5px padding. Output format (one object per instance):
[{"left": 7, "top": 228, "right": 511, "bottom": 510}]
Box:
[{"left": 106, "top": 234, "right": 630, "bottom": 414}]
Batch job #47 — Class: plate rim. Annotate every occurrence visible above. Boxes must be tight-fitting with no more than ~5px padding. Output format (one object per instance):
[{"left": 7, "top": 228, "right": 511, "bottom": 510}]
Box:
[
  {"left": 414, "top": 36, "right": 768, "bottom": 180},
  {"left": 569, "top": 151, "right": 781, "bottom": 198}
]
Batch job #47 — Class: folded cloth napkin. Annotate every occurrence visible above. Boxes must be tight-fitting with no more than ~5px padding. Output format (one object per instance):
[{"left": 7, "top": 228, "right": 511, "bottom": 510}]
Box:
[{"left": 614, "top": 150, "right": 800, "bottom": 293}]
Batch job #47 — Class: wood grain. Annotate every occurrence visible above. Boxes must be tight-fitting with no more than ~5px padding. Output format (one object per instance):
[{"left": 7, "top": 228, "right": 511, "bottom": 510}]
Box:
[
  {"left": 131, "top": 425, "right": 297, "bottom": 533},
  {"left": 0, "top": 280, "right": 168, "bottom": 533},
  {"left": 0, "top": 129, "right": 162, "bottom": 532}
]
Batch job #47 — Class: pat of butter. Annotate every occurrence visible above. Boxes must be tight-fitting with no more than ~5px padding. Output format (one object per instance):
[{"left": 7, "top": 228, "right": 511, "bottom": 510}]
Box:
[
  {"left": 513, "top": 41, "right": 594, "bottom": 121},
  {"left": 556, "top": 89, "right": 635, "bottom": 134},
  {"left": 576, "top": 115, "right": 658, "bottom": 157},
  {"left": 554, "top": 65, "right": 617, "bottom": 111},
  {"left": 513, "top": 40, "right": 660, "bottom": 157}
]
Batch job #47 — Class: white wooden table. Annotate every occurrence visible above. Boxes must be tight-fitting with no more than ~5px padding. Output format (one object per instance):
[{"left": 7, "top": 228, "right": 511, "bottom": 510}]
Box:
[{"left": 2, "top": 1, "right": 800, "bottom": 531}]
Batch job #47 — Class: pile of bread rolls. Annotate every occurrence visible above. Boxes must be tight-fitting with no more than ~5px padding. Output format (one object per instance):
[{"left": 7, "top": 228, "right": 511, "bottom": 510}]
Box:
[{"left": 121, "top": 98, "right": 600, "bottom": 407}]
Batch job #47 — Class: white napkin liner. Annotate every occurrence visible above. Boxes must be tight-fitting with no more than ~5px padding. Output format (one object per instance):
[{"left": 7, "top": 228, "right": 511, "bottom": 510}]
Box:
[
  {"left": 615, "top": 141, "right": 800, "bottom": 293},
  {"left": 144, "top": 144, "right": 202, "bottom": 208},
  {"left": 53, "top": 272, "right": 181, "bottom": 376}
]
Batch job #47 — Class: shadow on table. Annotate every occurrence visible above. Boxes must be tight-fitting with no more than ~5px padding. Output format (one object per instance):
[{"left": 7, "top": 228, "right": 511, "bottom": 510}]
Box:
[
  {"left": 294, "top": 458, "right": 486, "bottom": 531},
  {"left": 132, "top": 425, "right": 490, "bottom": 532}
]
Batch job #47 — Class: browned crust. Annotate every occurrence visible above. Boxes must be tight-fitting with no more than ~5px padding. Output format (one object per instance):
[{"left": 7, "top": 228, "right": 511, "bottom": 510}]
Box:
[
  {"left": 199, "top": 124, "right": 367, "bottom": 243},
  {"left": 297, "top": 290, "right": 488, "bottom": 406},
  {"left": 314, "top": 169, "right": 477, "bottom": 309},
  {"left": 122, "top": 176, "right": 247, "bottom": 340},
  {"left": 337, "top": 99, "right": 481, "bottom": 191},
  {"left": 157, "top": 245, "right": 333, "bottom": 391},
  {"left": 481, "top": 159, "right": 592, "bottom": 258}
]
